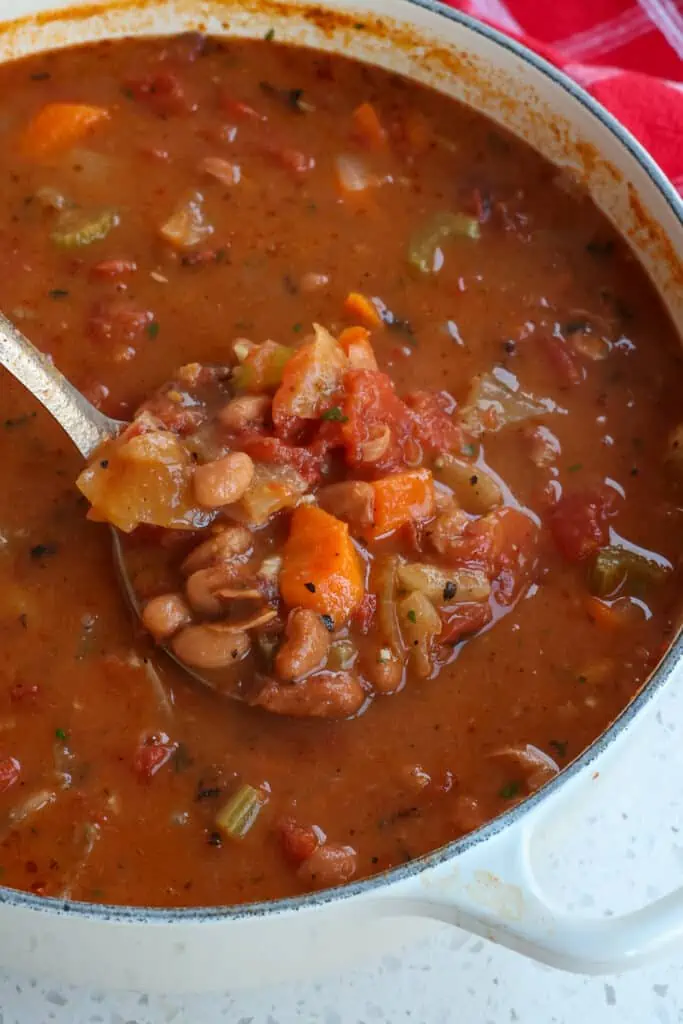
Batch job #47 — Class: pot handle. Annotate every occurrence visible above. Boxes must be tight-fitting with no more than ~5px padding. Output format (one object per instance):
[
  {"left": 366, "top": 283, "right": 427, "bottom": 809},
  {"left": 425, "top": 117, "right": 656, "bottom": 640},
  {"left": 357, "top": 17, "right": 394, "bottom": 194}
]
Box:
[{"left": 382, "top": 804, "right": 683, "bottom": 974}]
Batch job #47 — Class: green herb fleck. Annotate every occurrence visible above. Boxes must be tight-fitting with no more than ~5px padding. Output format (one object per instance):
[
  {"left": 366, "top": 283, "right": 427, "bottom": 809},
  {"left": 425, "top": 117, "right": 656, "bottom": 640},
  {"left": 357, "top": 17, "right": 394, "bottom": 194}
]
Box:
[
  {"left": 461, "top": 442, "right": 476, "bottom": 457},
  {"left": 264, "top": 27, "right": 275, "bottom": 41},
  {"left": 499, "top": 780, "right": 520, "bottom": 799},
  {"left": 30, "top": 542, "right": 58, "bottom": 560},
  {"left": 567, "top": 463, "right": 583, "bottom": 473},
  {"left": 443, "top": 581, "right": 457, "bottom": 601},
  {"left": 586, "top": 238, "right": 615, "bottom": 258},
  {"left": 321, "top": 406, "right": 348, "bottom": 423},
  {"left": 353, "top": 21, "right": 366, "bottom": 29},
  {"left": 304, "top": 582, "right": 316, "bottom": 593},
  {"left": 30, "top": 71, "right": 51, "bottom": 82},
  {"left": 292, "top": 322, "right": 303, "bottom": 333},
  {"left": 321, "top": 614, "right": 334, "bottom": 632},
  {"left": 55, "top": 727, "right": 68, "bottom": 742},
  {"left": 4, "top": 412, "right": 36, "bottom": 430},
  {"left": 48, "top": 288, "right": 69, "bottom": 300},
  {"left": 146, "top": 321, "right": 160, "bottom": 340},
  {"left": 407, "top": 609, "right": 417, "bottom": 624},
  {"left": 577, "top": 674, "right": 588, "bottom": 684}
]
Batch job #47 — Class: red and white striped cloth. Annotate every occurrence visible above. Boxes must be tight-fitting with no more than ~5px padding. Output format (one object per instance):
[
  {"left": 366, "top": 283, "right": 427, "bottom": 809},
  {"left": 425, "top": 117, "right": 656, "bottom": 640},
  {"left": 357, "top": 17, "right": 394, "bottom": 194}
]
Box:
[{"left": 450, "top": 0, "right": 683, "bottom": 190}]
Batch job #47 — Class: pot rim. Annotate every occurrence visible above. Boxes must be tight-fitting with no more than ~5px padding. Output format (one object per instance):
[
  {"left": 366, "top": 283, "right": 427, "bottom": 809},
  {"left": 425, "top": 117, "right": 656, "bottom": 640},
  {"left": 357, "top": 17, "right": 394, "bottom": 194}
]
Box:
[{"left": 2, "top": 0, "right": 682, "bottom": 926}]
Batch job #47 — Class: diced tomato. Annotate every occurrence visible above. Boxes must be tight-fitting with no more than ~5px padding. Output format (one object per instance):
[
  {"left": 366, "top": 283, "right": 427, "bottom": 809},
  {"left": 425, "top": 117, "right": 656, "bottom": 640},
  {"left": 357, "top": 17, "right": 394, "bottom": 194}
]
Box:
[
  {"left": 133, "top": 735, "right": 176, "bottom": 780},
  {"left": 0, "top": 756, "right": 21, "bottom": 793},
  {"left": 220, "top": 93, "right": 266, "bottom": 121},
  {"left": 541, "top": 334, "right": 583, "bottom": 387},
  {"left": 240, "top": 435, "right": 324, "bottom": 484},
  {"left": 490, "top": 507, "right": 539, "bottom": 604},
  {"left": 124, "top": 72, "right": 195, "bottom": 116},
  {"left": 90, "top": 259, "right": 138, "bottom": 279},
  {"left": 437, "top": 515, "right": 499, "bottom": 570},
  {"left": 277, "top": 818, "right": 322, "bottom": 866},
  {"left": 351, "top": 592, "right": 377, "bottom": 634},
  {"left": 10, "top": 681, "right": 39, "bottom": 702},
  {"left": 437, "top": 507, "right": 537, "bottom": 599},
  {"left": 548, "top": 487, "right": 618, "bottom": 562},
  {"left": 440, "top": 602, "right": 492, "bottom": 644},
  {"left": 404, "top": 390, "right": 463, "bottom": 455},
  {"left": 341, "top": 369, "right": 416, "bottom": 475},
  {"left": 87, "top": 298, "right": 154, "bottom": 348}
]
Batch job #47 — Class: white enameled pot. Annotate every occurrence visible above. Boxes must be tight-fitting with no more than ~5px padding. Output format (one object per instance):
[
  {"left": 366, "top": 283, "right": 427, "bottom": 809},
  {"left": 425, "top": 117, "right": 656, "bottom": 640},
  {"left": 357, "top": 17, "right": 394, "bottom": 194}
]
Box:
[{"left": 0, "top": 0, "right": 683, "bottom": 995}]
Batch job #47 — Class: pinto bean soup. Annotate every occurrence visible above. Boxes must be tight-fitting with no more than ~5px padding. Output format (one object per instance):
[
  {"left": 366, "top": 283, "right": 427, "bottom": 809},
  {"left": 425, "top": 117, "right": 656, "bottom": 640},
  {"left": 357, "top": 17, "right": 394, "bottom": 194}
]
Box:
[{"left": 0, "top": 33, "right": 681, "bottom": 906}]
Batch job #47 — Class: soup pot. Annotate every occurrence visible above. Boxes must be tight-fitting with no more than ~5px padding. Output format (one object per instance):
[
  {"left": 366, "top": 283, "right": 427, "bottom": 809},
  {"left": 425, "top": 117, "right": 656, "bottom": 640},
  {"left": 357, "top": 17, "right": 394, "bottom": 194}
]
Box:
[{"left": 1, "top": 0, "right": 683, "bottom": 995}]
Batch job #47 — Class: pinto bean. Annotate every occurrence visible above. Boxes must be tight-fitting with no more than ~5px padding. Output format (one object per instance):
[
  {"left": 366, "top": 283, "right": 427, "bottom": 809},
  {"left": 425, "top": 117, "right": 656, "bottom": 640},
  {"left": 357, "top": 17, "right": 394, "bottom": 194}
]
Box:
[
  {"left": 434, "top": 454, "right": 502, "bottom": 515},
  {"left": 318, "top": 481, "right": 375, "bottom": 534},
  {"left": 193, "top": 451, "right": 255, "bottom": 508},
  {"left": 180, "top": 525, "right": 253, "bottom": 576},
  {"left": 297, "top": 843, "right": 358, "bottom": 889},
  {"left": 275, "top": 609, "right": 331, "bottom": 682},
  {"left": 141, "top": 592, "right": 192, "bottom": 642},
  {"left": 185, "top": 564, "right": 238, "bottom": 617},
  {"left": 217, "top": 394, "right": 271, "bottom": 433},
  {"left": 362, "top": 650, "right": 404, "bottom": 694},
  {"left": 252, "top": 671, "right": 367, "bottom": 719},
  {"left": 171, "top": 625, "right": 250, "bottom": 670}
]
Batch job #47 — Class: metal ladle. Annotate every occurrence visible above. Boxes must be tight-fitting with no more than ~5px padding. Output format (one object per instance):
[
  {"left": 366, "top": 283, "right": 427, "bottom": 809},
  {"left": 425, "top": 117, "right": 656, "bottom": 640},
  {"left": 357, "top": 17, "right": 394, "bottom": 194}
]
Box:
[{"left": 0, "top": 313, "right": 221, "bottom": 695}]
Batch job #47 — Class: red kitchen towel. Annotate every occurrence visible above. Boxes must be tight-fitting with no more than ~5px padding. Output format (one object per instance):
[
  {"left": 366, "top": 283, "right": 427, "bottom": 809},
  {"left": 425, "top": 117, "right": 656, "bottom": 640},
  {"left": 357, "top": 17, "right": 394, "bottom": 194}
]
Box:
[{"left": 449, "top": 0, "right": 683, "bottom": 190}]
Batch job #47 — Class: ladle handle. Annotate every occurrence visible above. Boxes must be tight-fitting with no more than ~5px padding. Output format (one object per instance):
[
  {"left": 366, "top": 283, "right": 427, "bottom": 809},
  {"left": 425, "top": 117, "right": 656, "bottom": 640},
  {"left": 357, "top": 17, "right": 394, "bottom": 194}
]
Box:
[{"left": 0, "top": 312, "right": 119, "bottom": 458}]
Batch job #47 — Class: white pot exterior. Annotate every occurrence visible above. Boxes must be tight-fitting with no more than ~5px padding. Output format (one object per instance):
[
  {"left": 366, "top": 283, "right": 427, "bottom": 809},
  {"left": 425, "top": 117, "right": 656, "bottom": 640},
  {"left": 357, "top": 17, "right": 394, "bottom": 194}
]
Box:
[{"left": 0, "top": 0, "right": 681, "bottom": 994}]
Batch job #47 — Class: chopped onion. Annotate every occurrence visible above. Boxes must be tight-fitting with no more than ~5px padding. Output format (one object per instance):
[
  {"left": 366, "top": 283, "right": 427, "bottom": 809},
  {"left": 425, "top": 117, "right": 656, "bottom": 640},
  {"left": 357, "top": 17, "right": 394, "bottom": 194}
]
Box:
[
  {"left": 459, "top": 372, "right": 564, "bottom": 436},
  {"left": 159, "top": 190, "right": 214, "bottom": 249},
  {"left": 258, "top": 555, "right": 283, "bottom": 581},
  {"left": 198, "top": 156, "right": 241, "bottom": 187},
  {"left": 142, "top": 657, "right": 174, "bottom": 719},
  {"left": 233, "top": 464, "right": 308, "bottom": 527},
  {"left": 57, "top": 822, "right": 101, "bottom": 899},
  {"left": 490, "top": 744, "right": 559, "bottom": 792},
  {"left": 34, "top": 185, "right": 70, "bottom": 210},
  {"left": 8, "top": 787, "right": 58, "bottom": 827},
  {"left": 335, "top": 154, "right": 373, "bottom": 193}
]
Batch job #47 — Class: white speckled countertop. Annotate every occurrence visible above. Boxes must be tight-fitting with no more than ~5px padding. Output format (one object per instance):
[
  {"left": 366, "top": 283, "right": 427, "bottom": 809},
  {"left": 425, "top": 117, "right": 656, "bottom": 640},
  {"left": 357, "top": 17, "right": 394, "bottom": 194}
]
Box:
[{"left": 0, "top": 679, "right": 680, "bottom": 1023}]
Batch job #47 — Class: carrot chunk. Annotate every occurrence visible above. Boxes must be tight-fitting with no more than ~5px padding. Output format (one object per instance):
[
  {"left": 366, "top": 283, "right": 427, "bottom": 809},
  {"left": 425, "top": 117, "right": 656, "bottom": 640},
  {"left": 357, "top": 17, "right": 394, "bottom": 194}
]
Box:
[
  {"left": 352, "top": 102, "right": 387, "bottom": 149},
  {"left": 371, "top": 469, "right": 435, "bottom": 539},
  {"left": 343, "top": 292, "right": 382, "bottom": 329},
  {"left": 280, "top": 506, "right": 364, "bottom": 627},
  {"left": 20, "top": 102, "right": 110, "bottom": 158},
  {"left": 338, "top": 326, "right": 378, "bottom": 371}
]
